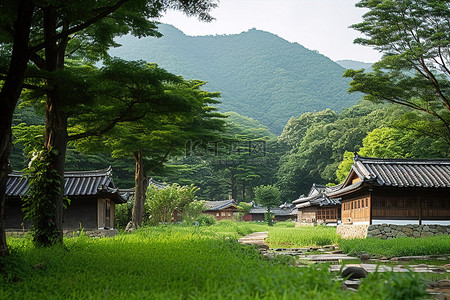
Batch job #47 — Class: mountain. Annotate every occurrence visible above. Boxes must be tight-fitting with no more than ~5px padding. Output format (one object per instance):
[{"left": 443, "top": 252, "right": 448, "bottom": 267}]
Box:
[
  {"left": 109, "top": 24, "right": 361, "bottom": 134},
  {"left": 336, "top": 60, "right": 373, "bottom": 71}
]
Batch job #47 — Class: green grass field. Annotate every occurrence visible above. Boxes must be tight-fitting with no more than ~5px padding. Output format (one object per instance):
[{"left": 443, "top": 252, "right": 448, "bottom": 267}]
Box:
[
  {"left": 338, "top": 235, "right": 450, "bottom": 257},
  {"left": 0, "top": 222, "right": 433, "bottom": 299}
]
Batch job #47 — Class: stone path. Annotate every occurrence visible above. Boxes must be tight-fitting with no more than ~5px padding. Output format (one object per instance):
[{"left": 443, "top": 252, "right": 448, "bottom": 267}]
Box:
[
  {"left": 237, "top": 231, "right": 450, "bottom": 298},
  {"left": 237, "top": 231, "right": 268, "bottom": 245}
]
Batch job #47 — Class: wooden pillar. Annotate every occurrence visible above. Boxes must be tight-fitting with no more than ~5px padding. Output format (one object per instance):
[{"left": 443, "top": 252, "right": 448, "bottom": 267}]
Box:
[
  {"left": 418, "top": 194, "right": 422, "bottom": 225},
  {"left": 369, "top": 189, "right": 373, "bottom": 225}
]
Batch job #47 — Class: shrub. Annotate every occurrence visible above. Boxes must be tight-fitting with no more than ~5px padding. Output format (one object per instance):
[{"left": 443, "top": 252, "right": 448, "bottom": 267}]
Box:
[
  {"left": 145, "top": 183, "right": 199, "bottom": 225},
  {"left": 194, "top": 214, "right": 217, "bottom": 226},
  {"left": 114, "top": 201, "right": 133, "bottom": 230}
]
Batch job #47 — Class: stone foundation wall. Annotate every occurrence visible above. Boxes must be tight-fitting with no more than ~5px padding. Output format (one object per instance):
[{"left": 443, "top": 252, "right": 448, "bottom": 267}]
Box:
[
  {"left": 337, "top": 224, "right": 450, "bottom": 239},
  {"left": 367, "top": 224, "right": 450, "bottom": 239},
  {"left": 337, "top": 224, "right": 370, "bottom": 239}
]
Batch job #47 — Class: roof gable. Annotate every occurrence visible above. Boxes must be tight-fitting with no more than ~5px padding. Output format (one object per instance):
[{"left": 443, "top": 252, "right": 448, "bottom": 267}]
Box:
[
  {"left": 354, "top": 155, "right": 450, "bottom": 188},
  {"left": 328, "top": 155, "right": 450, "bottom": 197},
  {"left": 204, "top": 200, "right": 238, "bottom": 211},
  {"left": 6, "top": 167, "right": 127, "bottom": 203}
]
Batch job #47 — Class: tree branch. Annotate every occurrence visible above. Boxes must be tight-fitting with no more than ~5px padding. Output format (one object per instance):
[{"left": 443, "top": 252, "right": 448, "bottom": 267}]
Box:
[{"left": 29, "top": 0, "right": 130, "bottom": 54}]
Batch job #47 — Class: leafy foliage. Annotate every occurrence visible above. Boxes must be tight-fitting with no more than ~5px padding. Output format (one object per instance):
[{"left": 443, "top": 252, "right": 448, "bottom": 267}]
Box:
[
  {"left": 145, "top": 183, "right": 199, "bottom": 225},
  {"left": 345, "top": 0, "right": 450, "bottom": 143},
  {"left": 22, "top": 149, "right": 64, "bottom": 245}
]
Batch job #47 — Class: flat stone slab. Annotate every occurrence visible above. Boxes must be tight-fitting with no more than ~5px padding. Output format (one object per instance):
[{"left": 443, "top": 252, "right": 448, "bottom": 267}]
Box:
[
  {"left": 238, "top": 232, "right": 268, "bottom": 245},
  {"left": 329, "top": 263, "right": 450, "bottom": 273},
  {"left": 297, "top": 253, "right": 358, "bottom": 261}
]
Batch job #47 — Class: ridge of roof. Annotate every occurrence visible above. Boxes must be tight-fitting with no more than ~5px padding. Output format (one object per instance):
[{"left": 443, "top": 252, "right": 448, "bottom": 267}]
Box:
[
  {"left": 64, "top": 166, "right": 112, "bottom": 177},
  {"left": 354, "top": 154, "right": 450, "bottom": 165}
]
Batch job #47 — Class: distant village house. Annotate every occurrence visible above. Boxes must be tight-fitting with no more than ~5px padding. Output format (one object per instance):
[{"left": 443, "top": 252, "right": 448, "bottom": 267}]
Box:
[{"left": 293, "top": 184, "right": 341, "bottom": 225}]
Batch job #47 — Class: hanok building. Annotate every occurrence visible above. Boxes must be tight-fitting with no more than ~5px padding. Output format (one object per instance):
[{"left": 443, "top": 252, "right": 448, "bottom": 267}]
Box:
[
  {"left": 327, "top": 155, "right": 450, "bottom": 225},
  {"left": 5, "top": 167, "right": 128, "bottom": 230},
  {"left": 293, "top": 184, "right": 341, "bottom": 225},
  {"left": 204, "top": 200, "right": 240, "bottom": 221},
  {"left": 244, "top": 202, "right": 297, "bottom": 222}
]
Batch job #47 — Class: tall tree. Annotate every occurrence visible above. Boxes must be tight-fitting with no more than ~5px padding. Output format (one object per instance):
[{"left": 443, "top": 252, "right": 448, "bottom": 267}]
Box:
[
  {"left": 72, "top": 76, "right": 224, "bottom": 228},
  {"left": 344, "top": 0, "right": 450, "bottom": 143},
  {"left": 0, "top": 0, "right": 218, "bottom": 250},
  {"left": 0, "top": 0, "right": 34, "bottom": 256}
]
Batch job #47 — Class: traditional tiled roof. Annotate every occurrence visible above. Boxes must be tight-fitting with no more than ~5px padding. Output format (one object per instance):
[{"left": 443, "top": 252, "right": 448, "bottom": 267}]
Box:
[
  {"left": 327, "top": 155, "right": 450, "bottom": 197},
  {"left": 148, "top": 178, "right": 167, "bottom": 189},
  {"left": 204, "top": 200, "right": 238, "bottom": 211},
  {"left": 6, "top": 167, "right": 127, "bottom": 203},
  {"left": 293, "top": 183, "right": 341, "bottom": 208},
  {"left": 249, "top": 206, "right": 294, "bottom": 216}
]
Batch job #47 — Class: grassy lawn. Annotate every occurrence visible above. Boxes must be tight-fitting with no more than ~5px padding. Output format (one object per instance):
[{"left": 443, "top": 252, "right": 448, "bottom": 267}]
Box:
[
  {"left": 266, "top": 225, "right": 339, "bottom": 248},
  {"left": 338, "top": 235, "right": 450, "bottom": 257},
  {"left": 0, "top": 222, "right": 435, "bottom": 299}
]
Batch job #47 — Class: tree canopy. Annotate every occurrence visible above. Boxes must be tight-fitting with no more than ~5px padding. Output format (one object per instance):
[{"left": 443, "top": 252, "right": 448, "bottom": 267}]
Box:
[{"left": 344, "top": 0, "right": 450, "bottom": 144}]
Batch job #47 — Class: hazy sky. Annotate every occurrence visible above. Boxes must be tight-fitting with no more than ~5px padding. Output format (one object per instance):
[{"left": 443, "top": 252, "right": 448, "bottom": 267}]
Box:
[{"left": 160, "top": 0, "right": 382, "bottom": 63}]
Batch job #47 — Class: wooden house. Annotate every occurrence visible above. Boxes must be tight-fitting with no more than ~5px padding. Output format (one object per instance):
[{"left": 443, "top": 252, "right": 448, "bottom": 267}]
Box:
[
  {"left": 292, "top": 184, "right": 341, "bottom": 225},
  {"left": 5, "top": 167, "right": 128, "bottom": 230},
  {"left": 244, "top": 202, "right": 297, "bottom": 222},
  {"left": 204, "top": 200, "right": 240, "bottom": 221},
  {"left": 327, "top": 155, "right": 450, "bottom": 225}
]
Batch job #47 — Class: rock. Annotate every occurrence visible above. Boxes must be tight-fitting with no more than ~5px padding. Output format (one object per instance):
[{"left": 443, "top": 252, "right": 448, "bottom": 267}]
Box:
[
  {"left": 431, "top": 267, "right": 447, "bottom": 273},
  {"left": 370, "top": 229, "right": 381, "bottom": 235},
  {"left": 438, "top": 280, "right": 450, "bottom": 288},
  {"left": 125, "top": 221, "right": 134, "bottom": 232},
  {"left": 257, "top": 244, "right": 269, "bottom": 251},
  {"left": 396, "top": 232, "right": 407, "bottom": 238},
  {"left": 341, "top": 266, "right": 368, "bottom": 279},
  {"left": 360, "top": 253, "right": 370, "bottom": 261}
]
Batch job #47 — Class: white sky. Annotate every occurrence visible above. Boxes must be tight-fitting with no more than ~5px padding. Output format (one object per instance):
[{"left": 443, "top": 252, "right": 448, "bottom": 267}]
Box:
[{"left": 160, "top": 0, "right": 382, "bottom": 63}]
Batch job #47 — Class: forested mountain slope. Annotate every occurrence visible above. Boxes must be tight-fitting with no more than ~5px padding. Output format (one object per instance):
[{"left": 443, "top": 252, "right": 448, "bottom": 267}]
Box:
[
  {"left": 109, "top": 24, "right": 361, "bottom": 134},
  {"left": 336, "top": 60, "right": 373, "bottom": 71}
]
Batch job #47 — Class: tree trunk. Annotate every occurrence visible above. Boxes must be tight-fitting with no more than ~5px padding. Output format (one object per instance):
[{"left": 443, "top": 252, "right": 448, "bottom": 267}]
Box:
[
  {"left": 242, "top": 182, "right": 246, "bottom": 202},
  {"left": 41, "top": 6, "right": 66, "bottom": 243},
  {"left": 231, "top": 173, "right": 237, "bottom": 200},
  {"left": 0, "top": 0, "right": 34, "bottom": 256},
  {"left": 43, "top": 94, "right": 67, "bottom": 243},
  {"left": 132, "top": 149, "right": 148, "bottom": 228}
]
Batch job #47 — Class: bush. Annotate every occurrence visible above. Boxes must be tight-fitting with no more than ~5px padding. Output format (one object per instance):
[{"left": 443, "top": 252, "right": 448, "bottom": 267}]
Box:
[
  {"left": 194, "top": 214, "right": 217, "bottom": 226},
  {"left": 114, "top": 201, "right": 133, "bottom": 230}
]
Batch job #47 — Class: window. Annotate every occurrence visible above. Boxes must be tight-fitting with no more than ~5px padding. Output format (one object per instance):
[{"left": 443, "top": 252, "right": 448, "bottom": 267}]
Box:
[
  {"left": 221, "top": 212, "right": 226, "bottom": 216},
  {"left": 216, "top": 213, "right": 219, "bottom": 216}
]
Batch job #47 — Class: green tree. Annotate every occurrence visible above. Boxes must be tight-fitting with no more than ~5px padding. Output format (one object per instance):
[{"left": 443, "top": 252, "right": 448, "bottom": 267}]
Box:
[
  {"left": 145, "top": 183, "right": 199, "bottom": 225},
  {"left": 253, "top": 185, "right": 281, "bottom": 226},
  {"left": 72, "top": 75, "right": 224, "bottom": 228},
  {"left": 344, "top": 0, "right": 450, "bottom": 143},
  {"left": 0, "top": 0, "right": 218, "bottom": 250}
]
